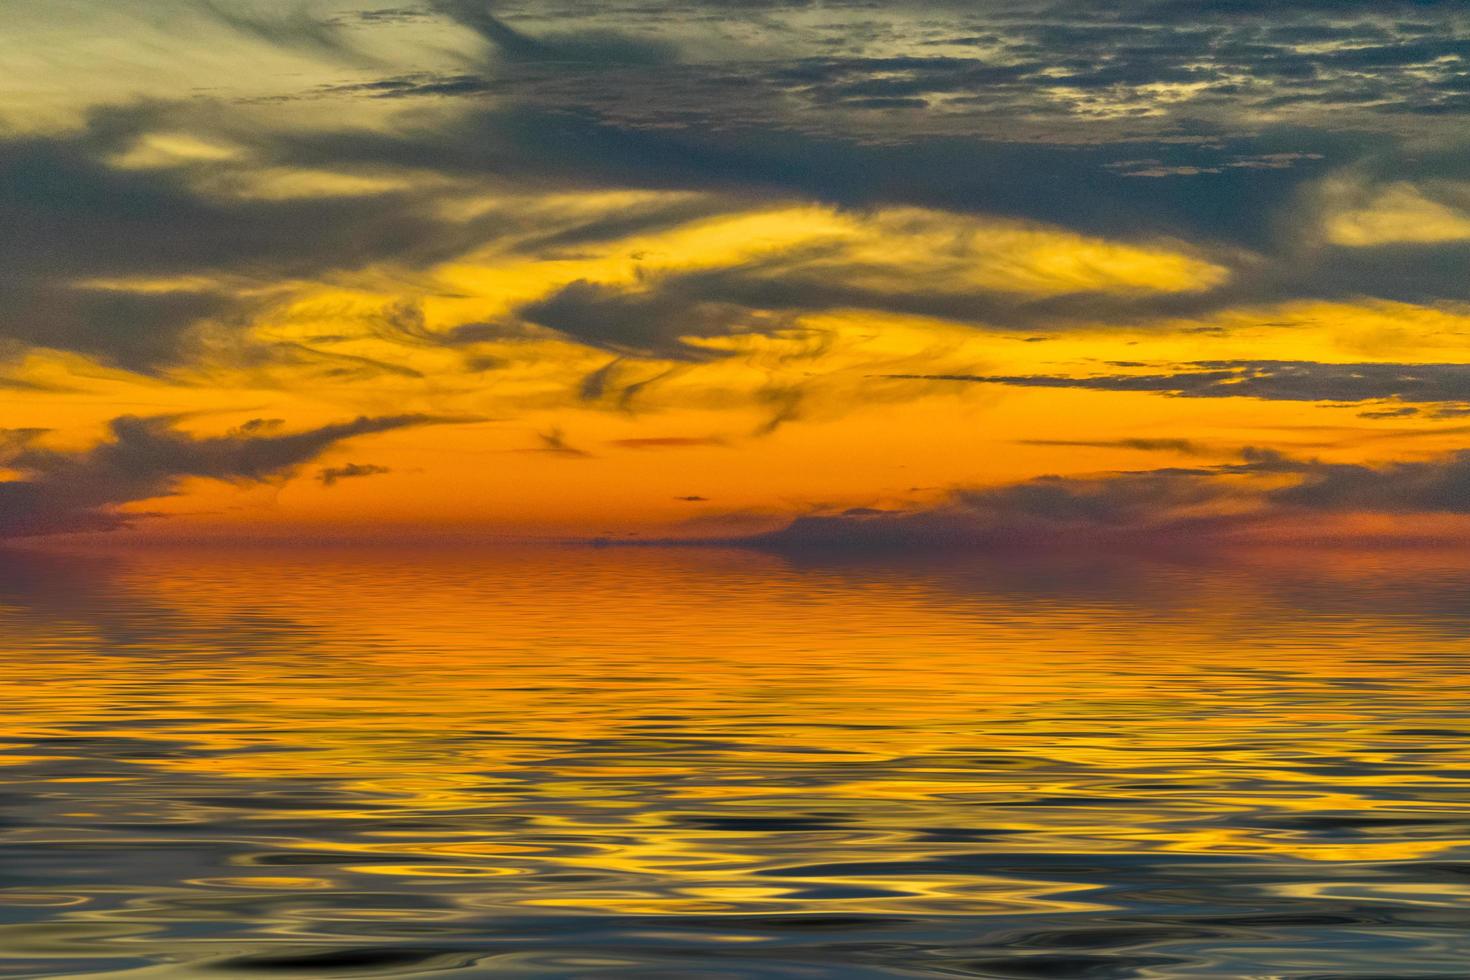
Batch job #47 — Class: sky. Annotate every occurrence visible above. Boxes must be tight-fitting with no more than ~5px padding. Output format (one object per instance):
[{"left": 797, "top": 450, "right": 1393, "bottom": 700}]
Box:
[{"left": 4, "top": 0, "right": 1470, "bottom": 547}]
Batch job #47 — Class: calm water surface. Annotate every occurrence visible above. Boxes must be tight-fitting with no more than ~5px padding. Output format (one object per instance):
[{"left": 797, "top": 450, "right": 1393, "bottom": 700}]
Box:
[{"left": 1, "top": 545, "right": 1469, "bottom": 978}]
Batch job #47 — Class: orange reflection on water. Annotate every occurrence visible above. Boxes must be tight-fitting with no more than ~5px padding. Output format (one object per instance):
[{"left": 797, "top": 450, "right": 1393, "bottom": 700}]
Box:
[{"left": 1, "top": 544, "right": 1469, "bottom": 977}]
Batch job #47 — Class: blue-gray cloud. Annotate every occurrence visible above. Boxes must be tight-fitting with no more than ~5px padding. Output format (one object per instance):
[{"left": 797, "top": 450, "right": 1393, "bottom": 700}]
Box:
[
  {"left": 0, "top": 414, "right": 467, "bottom": 538},
  {"left": 745, "top": 446, "right": 1470, "bottom": 553},
  {"left": 317, "top": 461, "right": 393, "bottom": 486},
  {"left": 6, "top": 0, "right": 1470, "bottom": 389},
  {"left": 885, "top": 361, "right": 1470, "bottom": 414}
]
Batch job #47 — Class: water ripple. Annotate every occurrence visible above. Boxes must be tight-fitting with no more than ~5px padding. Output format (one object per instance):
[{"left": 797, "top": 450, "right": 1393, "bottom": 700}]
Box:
[{"left": 0, "top": 545, "right": 1468, "bottom": 976}]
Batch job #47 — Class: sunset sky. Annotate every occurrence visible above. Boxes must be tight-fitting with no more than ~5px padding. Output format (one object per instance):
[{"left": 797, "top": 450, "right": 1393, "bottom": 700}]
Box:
[{"left": 5, "top": 0, "right": 1470, "bottom": 545}]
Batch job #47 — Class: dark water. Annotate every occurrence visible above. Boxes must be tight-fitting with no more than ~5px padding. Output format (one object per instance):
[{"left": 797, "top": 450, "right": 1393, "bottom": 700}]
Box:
[{"left": 1, "top": 545, "right": 1469, "bottom": 978}]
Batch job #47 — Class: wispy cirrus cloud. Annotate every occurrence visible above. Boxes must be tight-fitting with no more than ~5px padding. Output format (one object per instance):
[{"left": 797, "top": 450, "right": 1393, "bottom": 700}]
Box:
[{"left": 885, "top": 361, "right": 1470, "bottom": 416}]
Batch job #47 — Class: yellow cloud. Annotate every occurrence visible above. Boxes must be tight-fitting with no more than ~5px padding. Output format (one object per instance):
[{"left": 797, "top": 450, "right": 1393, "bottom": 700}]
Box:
[
  {"left": 824, "top": 208, "right": 1229, "bottom": 295},
  {"left": 432, "top": 202, "right": 1228, "bottom": 331},
  {"left": 206, "top": 167, "right": 416, "bottom": 200},
  {"left": 1323, "top": 181, "right": 1470, "bottom": 246},
  {"left": 110, "top": 132, "right": 240, "bottom": 169}
]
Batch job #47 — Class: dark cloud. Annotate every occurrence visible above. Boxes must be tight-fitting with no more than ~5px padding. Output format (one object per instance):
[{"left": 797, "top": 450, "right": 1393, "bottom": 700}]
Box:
[
  {"left": 611, "top": 436, "right": 725, "bottom": 449},
  {"left": 317, "top": 462, "right": 392, "bottom": 486},
  {"left": 0, "top": 429, "right": 50, "bottom": 456},
  {"left": 266, "top": 0, "right": 1470, "bottom": 303},
  {"left": 357, "top": 0, "right": 1470, "bottom": 136},
  {"left": 0, "top": 414, "right": 464, "bottom": 538},
  {"left": 0, "top": 113, "right": 489, "bottom": 370},
  {"left": 1274, "top": 451, "right": 1470, "bottom": 513},
  {"left": 1359, "top": 407, "right": 1423, "bottom": 420},
  {"left": 332, "top": 6, "right": 434, "bottom": 26},
  {"left": 429, "top": 1, "right": 675, "bottom": 64},
  {"left": 517, "top": 279, "right": 795, "bottom": 361},
  {"left": 743, "top": 444, "right": 1470, "bottom": 554},
  {"left": 196, "top": 0, "right": 356, "bottom": 55},
  {"left": 322, "top": 73, "right": 500, "bottom": 98},
  {"left": 7, "top": 0, "right": 1470, "bottom": 394},
  {"left": 0, "top": 104, "right": 733, "bottom": 371},
  {"left": 4, "top": 35, "right": 1445, "bottom": 378},
  {"left": 279, "top": 103, "right": 1338, "bottom": 249},
  {"left": 264, "top": 98, "right": 1470, "bottom": 324},
  {"left": 264, "top": 90, "right": 1470, "bottom": 326},
  {"left": 531, "top": 426, "right": 590, "bottom": 456},
  {"left": 747, "top": 469, "right": 1244, "bottom": 553},
  {"left": 1019, "top": 438, "right": 1213, "bottom": 455},
  {"left": 474, "top": 230, "right": 1470, "bottom": 359},
  {"left": 886, "top": 361, "right": 1470, "bottom": 413}
]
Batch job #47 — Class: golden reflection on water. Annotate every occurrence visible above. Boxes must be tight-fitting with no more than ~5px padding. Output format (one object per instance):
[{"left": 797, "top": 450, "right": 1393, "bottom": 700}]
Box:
[{"left": 1, "top": 545, "right": 1470, "bottom": 977}]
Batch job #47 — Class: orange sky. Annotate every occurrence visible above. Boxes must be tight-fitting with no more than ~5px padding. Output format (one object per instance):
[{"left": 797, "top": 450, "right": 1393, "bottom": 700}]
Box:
[{"left": 4, "top": 1, "right": 1470, "bottom": 545}]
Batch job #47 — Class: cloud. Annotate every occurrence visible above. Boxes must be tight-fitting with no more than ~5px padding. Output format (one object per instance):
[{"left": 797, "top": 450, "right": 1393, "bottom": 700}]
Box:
[
  {"left": 281, "top": 101, "right": 1331, "bottom": 248},
  {"left": 7, "top": 0, "right": 1470, "bottom": 552},
  {"left": 264, "top": 102, "right": 1470, "bottom": 317},
  {"left": 517, "top": 279, "right": 796, "bottom": 361},
  {"left": 611, "top": 436, "right": 725, "bottom": 449},
  {"left": 5, "top": 0, "right": 1470, "bottom": 440},
  {"left": 1319, "top": 180, "right": 1470, "bottom": 246},
  {"left": 1107, "top": 154, "right": 1324, "bottom": 178},
  {"left": 194, "top": 1, "right": 357, "bottom": 56},
  {"left": 334, "top": 7, "right": 434, "bottom": 27},
  {"left": 743, "top": 445, "right": 1470, "bottom": 553},
  {"left": 0, "top": 103, "right": 745, "bottom": 375},
  {"left": 429, "top": 1, "right": 675, "bottom": 65},
  {"left": 320, "top": 73, "right": 499, "bottom": 99},
  {"left": 481, "top": 206, "right": 1229, "bottom": 370},
  {"left": 530, "top": 426, "right": 590, "bottom": 456},
  {"left": 746, "top": 468, "right": 1248, "bottom": 553},
  {"left": 885, "top": 361, "right": 1470, "bottom": 413},
  {"left": 343, "top": 0, "right": 1470, "bottom": 173},
  {"left": 1273, "top": 452, "right": 1470, "bottom": 513},
  {"left": 0, "top": 428, "right": 50, "bottom": 455},
  {"left": 1019, "top": 438, "right": 1213, "bottom": 455},
  {"left": 0, "top": 110, "right": 503, "bottom": 371},
  {"left": 4, "top": 65, "right": 1442, "bottom": 388},
  {"left": 0, "top": 413, "right": 465, "bottom": 538},
  {"left": 317, "top": 462, "right": 392, "bottom": 486}
]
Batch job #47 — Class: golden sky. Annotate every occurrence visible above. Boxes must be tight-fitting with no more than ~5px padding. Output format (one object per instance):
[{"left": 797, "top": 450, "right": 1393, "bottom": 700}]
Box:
[{"left": 4, "top": 0, "right": 1470, "bottom": 546}]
